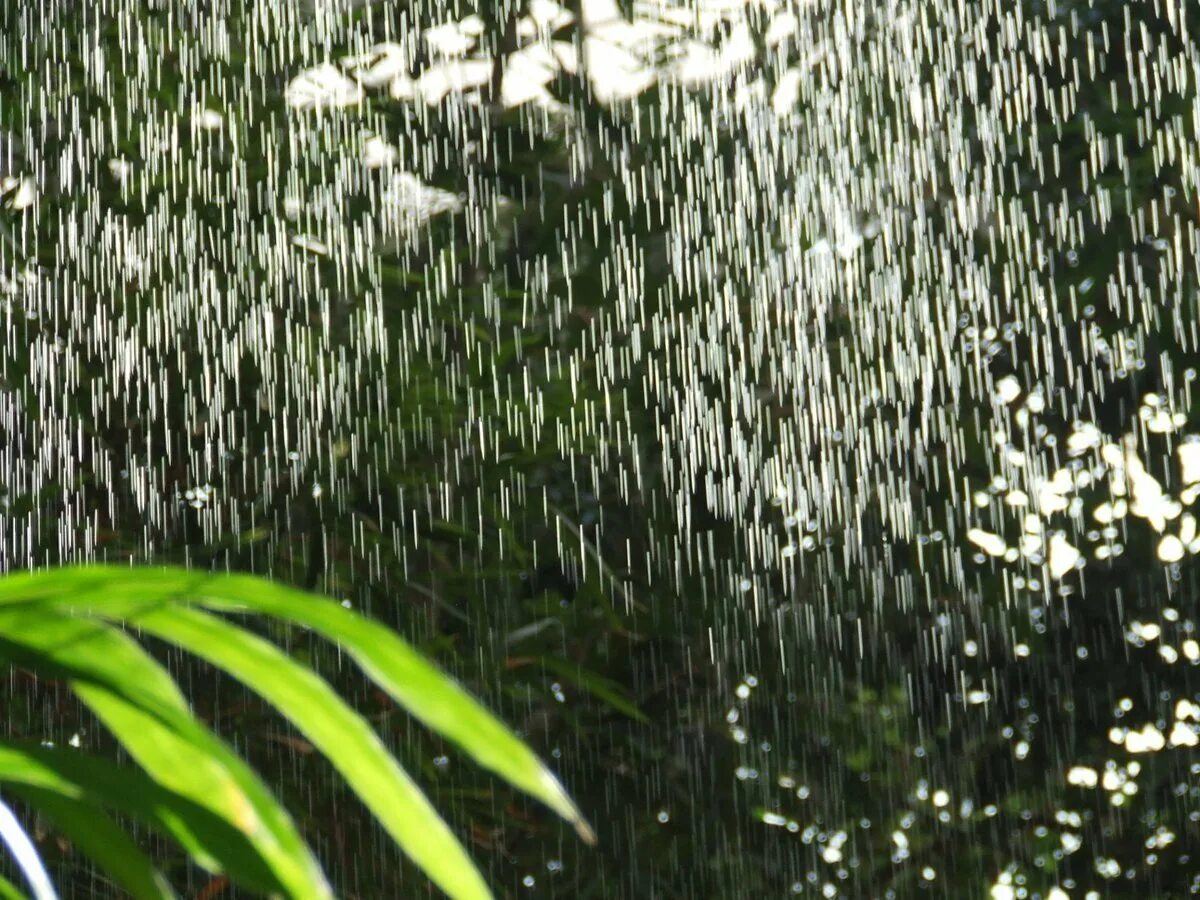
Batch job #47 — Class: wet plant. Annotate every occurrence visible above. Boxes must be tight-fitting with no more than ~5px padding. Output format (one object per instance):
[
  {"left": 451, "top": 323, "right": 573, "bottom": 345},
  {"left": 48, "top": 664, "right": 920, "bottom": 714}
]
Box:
[{"left": 0, "top": 566, "right": 591, "bottom": 899}]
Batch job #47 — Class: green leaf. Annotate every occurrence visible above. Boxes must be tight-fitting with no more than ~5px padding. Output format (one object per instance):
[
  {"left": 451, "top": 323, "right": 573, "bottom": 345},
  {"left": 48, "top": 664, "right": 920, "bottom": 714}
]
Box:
[
  {"left": 0, "top": 872, "right": 27, "bottom": 900},
  {"left": 191, "top": 572, "right": 597, "bottom": 844},
  {"left": 76, "top": 688, "right": 310, "bottom": 897},
  {"left": 96, "top": 601, "right": 493, "bottom": 900},
  {"left": 0, "top": 605, "right": 328, "bottom": 899},
  {"left": 9, "top": 787, "right": 174, "bottom": 900},
  {"left": 0, "top": 743, "right": 280, "bottom": 894},
  {"left": 0, "top": 565, "right": 594, "bottom": 899},
  {"left": 0, "top": 566, "right": 594, "bottom": 843}
]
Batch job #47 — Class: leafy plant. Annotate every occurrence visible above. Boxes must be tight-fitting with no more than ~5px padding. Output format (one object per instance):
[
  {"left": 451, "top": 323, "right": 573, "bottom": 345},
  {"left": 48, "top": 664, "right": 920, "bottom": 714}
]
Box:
[{"left": 0, "top": 565, "right": 593, "bottom": 899}]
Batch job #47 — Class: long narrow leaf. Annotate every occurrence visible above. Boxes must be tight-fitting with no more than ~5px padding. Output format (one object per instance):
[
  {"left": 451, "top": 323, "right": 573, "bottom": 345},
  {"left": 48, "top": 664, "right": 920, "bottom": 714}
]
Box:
[
  {"left": 0, "top": 593, "right": 494, "bottom": 898},
  {"left": 0, "top": 606, "right": 329, "bottom": 899},
  {"left": 0, "top": 744, "right": 281, "bottom": 895},
  {"left": 0, "top": 872, "right": 26, "bottom": 900},
  {"left": 10, "top": 787, "right": 174, "bottom": 900},
  {"left": 197, "top": 575, "right": 594, "bottom": 840},
  {"left": 104, "top": 602, "right": 493, "bottom": 900},
  {"left": 0, "top": 591, "right": 492, "bottom": 897},
  {"left": 0, "top": 567, "right": 594, "bottom": 842}
]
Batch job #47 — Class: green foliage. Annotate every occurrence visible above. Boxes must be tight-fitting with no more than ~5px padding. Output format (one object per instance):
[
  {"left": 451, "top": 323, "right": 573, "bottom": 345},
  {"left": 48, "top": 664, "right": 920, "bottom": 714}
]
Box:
[{"left": 0, "top": 565, "right": 589, "bottom": 899}]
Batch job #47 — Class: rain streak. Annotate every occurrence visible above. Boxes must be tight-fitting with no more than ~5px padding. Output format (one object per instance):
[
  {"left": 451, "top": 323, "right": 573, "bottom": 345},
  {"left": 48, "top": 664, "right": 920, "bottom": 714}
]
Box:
[{"left": 2, "top": 0, "right": 1200, "bottom": 896}]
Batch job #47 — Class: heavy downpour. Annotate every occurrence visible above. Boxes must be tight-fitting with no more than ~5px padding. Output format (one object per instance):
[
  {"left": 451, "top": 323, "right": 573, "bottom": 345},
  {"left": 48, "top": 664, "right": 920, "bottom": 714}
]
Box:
[{"left": 0, "top": 0, "right": 1199, "bottom": 897}]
